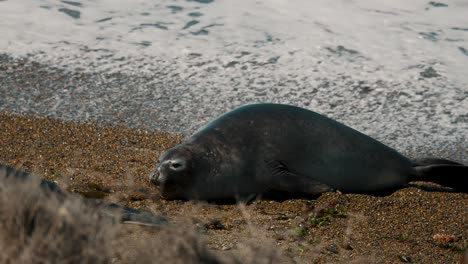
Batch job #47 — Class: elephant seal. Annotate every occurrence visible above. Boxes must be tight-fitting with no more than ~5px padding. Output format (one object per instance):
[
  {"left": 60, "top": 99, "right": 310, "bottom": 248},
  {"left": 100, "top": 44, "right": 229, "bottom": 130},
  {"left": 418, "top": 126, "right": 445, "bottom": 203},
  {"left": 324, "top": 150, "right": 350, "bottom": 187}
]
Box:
[{"left": 150, "top": 103, "right": 468, "bottom": 200}]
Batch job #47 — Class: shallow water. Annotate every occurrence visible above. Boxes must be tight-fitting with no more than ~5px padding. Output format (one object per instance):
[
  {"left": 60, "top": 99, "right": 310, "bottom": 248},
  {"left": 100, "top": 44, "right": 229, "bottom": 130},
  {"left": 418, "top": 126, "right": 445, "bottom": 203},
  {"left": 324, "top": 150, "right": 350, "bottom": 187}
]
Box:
[{"left": 0, "top": 0, "right": 467, "bottom": 160}]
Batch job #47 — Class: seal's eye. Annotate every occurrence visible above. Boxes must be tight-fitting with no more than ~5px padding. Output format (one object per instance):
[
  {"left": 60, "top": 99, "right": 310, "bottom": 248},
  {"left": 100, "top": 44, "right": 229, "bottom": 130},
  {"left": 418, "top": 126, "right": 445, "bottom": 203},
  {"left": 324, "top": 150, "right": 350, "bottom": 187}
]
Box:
[
  {"left": 171, "top": 162, "right": 182, "bottom": 169},
  {"left": 169, "top": 159, "right": 185, "bottom": 171}
]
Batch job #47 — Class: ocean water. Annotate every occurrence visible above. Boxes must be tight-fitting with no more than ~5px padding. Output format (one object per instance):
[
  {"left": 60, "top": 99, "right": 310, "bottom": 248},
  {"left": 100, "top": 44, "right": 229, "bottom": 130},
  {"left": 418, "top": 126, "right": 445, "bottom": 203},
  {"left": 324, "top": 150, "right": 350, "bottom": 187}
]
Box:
[{"left": 0, "top": 0, "right": 467, "bottom": 160}]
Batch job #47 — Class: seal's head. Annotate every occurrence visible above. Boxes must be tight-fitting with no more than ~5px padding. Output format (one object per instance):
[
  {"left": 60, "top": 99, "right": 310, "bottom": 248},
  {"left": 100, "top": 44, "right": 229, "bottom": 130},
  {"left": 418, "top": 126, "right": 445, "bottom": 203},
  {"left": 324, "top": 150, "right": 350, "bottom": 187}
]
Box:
[
  {"left": 150, "top": 145, "right": 195, "bottom": 200},
  {"left": 150, "top": 132, "right": 257, "bottom": 201}
]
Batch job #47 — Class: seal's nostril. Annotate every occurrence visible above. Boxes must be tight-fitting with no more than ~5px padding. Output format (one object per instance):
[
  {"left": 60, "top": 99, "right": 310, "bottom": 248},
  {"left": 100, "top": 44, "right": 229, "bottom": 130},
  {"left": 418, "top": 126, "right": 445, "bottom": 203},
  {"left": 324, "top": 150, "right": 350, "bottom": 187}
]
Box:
[{"left": 149, "top": 170, "right": 160, "bottom": 185}]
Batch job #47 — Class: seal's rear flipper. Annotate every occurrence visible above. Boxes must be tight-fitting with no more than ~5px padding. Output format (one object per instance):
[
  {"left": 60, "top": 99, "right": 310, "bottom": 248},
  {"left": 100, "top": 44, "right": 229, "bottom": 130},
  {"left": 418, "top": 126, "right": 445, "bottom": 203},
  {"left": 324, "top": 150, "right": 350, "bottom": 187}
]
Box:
[
  {"left": 266, "top": 160, "right": 335, "bottom": 195},
  {"left": 412, "top": 158, "right": 463, "bottom": 166},
  {"left": 411, "top": 162, "right": 468, "bottom": 192}
]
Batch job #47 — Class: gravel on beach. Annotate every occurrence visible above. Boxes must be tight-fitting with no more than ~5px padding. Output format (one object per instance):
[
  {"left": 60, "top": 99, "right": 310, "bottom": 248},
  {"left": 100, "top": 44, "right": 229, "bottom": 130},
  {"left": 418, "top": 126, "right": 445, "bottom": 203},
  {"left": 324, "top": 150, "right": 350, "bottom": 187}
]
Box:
[{"left": 0, "top": 112, "right": 466, "bottom": 263}]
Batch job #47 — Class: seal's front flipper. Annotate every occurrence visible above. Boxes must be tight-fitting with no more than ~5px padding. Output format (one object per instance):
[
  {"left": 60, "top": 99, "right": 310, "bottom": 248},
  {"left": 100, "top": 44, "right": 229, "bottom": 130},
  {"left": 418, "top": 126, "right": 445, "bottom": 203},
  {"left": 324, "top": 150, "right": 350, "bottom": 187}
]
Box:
[{"left": 265, "top": 160, "right": 335, "bottom": 195}]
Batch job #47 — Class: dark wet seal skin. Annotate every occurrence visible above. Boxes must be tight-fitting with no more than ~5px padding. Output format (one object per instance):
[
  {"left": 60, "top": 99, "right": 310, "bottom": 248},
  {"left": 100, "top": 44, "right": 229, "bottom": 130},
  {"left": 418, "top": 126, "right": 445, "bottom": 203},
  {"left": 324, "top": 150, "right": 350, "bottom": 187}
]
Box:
[
  {"left": 0, "top": 164, "right": 167, "bottom": 226},
  {"left": 150, "top": 103, "right": 468, "bottom": 201}
]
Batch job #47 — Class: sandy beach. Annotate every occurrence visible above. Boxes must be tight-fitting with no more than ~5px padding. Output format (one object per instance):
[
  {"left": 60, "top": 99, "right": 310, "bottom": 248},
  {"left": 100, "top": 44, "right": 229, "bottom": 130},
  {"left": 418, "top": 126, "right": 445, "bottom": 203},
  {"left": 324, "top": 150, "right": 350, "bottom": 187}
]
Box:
[{"left": 1, "top": 111, "right": 466, "bottom": 263}]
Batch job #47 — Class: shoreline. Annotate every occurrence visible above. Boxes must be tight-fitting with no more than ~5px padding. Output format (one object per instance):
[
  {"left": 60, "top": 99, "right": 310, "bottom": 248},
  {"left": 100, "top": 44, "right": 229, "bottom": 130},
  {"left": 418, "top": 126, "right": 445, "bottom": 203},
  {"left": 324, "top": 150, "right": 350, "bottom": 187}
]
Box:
[{"left": 2, "top": 53, "right": 467, "bottom": 164}]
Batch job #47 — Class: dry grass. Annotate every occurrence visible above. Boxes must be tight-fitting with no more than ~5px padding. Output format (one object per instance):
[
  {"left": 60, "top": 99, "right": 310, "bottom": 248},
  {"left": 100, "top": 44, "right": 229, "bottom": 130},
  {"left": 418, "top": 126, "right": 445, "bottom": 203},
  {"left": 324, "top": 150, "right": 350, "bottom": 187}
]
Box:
[
  {"left": 0, "top": 165, "right": 281, "bottom": 264},
  {"left": 0, "top": 167, "right": 111, "bottom": 264}
]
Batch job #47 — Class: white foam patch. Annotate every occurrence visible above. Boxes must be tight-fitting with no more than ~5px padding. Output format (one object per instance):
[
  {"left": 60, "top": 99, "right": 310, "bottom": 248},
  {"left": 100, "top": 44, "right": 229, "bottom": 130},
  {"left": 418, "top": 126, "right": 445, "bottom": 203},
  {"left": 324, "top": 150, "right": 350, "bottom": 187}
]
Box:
[{"left": 1, "top": 0, "right": 467, "bottom": 81}]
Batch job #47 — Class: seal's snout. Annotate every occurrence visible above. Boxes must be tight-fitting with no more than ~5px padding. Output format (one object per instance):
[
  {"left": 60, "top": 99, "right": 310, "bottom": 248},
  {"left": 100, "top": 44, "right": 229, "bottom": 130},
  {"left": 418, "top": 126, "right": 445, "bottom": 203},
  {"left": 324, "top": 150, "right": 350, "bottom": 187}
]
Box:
[
  {"left": 150, "top": 159, "right": 183, "bottom": 186},
  {"left": 149, "top": 153, "right": 192, "bottom": 200},
  {"left": 149, "top": 167, "right": 161, "bottom": 185},
  {"left": 154, "top": 159, "right": 186, "bottom": 181}
]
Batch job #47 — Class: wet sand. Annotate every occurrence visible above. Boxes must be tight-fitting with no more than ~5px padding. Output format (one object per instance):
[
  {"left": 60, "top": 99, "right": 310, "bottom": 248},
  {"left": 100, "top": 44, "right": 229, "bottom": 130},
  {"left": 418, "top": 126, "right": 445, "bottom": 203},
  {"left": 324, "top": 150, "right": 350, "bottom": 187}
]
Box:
[{"left": 0, "top": 111, "right": 466, "bottom": 263}]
